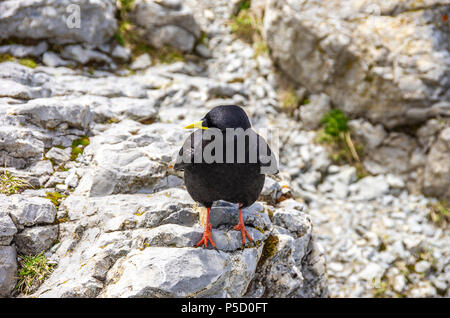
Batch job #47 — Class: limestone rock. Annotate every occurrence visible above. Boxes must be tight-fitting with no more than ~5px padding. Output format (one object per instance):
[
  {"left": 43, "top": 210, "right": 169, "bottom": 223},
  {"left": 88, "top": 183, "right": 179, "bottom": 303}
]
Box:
[
  {"left": 299, "top": 93, "right": 331, "bottom": 130},
  {"left": 0, "top": 0, "right": 117, "bottom": 46},
  {"left": 14, "top": 225, "right": 58, "bottom": 255},
  {"left": 423, "top": 127, "right": 450, "bottom": 200},
  {"left": 0, "top": 213, "right": 17, "bottom": 246},
  {"left": 7, "top": 196, "right": 57, "bottom": 229},
  {"left": 0, "top": 246, "right": 17, "bottom": 297},
  {"left": 130, "top": 0, "right": 201, "bottom": 52},
  {"left": 264, "top": 0, "right": 450, "bottom": 128}
]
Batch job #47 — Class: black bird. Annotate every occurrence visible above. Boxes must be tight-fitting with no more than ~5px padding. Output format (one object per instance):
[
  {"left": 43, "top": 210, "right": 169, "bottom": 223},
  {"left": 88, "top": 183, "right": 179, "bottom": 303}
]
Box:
[{"left": 174, "top": 105, "right": 278, "bottom": 248}]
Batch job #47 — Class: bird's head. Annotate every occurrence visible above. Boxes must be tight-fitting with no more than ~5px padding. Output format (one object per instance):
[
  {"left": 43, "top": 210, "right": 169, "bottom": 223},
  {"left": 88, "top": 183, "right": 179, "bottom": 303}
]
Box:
[{"left": 184, "top": 105, "right": 252, "bottom": 131}]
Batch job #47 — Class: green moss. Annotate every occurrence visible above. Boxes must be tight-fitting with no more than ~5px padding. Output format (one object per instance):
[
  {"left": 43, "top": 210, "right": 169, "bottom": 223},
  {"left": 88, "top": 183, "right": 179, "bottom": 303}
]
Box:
[
  {"left": 254, "top": 226, "right": 265, "bottom": 234},
  {"left": 0, "top": 54, "right": 38, "bottom": 68},
  {"left": 70, "top": 136, "right": 90, "bottom": 160},
  {"left": 18, "top": 58, "right": 37, "bottom": 68},
  {"left": 267, "top": 208, "right": 274, "bottom": 221},
  {"left": 197, "top": 31, "right": 209, "bottom": 47},
  {"left": 0, "top": 171, "right": 31, "bottom": 195},
  {"left": 259, "top": 235, "right": 279, "bottom": 265},
  {"left": 45, "top": 191, "right": 67, "bottom": 209},
  {"left": 0, "top": 53, "right": 14, "bottom": 63},
  {"left": 16, "top": 252, "right": 56, "bottom": 295}
]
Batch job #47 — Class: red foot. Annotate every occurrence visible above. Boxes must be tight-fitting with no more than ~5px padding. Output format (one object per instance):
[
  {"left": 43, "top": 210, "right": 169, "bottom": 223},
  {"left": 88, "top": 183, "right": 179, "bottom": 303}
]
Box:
[
  {"left": 234, "top": 204, "right": 253, "bottom": 246},
  {"left": 196, "top": 223, "right": 216, "bottom": 248},
  {"left": 234, "top": 222, "right": 253, "bottom": 246}
]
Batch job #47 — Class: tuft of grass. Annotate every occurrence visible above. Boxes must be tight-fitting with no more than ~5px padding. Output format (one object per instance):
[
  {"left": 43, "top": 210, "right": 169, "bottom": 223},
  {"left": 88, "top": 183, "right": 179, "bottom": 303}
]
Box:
[
  {"left": 229, "top": 1, "right": 271, "bottom": 57},
  {"left": 316, "top": 109, "right": 366, "bottom": 177},
  {"left": 229, "top": 9, "right": 261, "bottom": 43},
  {"left": 428, "top": 201, "right": 449, "bottom": 228},
  {"left": 16, "top": 252, "right": 56, "bottom": 295},
  {"left": 45, "top": 191, "right": 67, "bottom": 209},
  {"left": 279, "top": 88, "right": 301, "bottom": 115},
  {"left": 321, "top": 109, "right": 349, "bottom": 137},
  {"left": 253, "top": 40, "right": 270, "bottom": 57},
  {"left": 0, "top": 170, "right": 31, "bottom": 195}
]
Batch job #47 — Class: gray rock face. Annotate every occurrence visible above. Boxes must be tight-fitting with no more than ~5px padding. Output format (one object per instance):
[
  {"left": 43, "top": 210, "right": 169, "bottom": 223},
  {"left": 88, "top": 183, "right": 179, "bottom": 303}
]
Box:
[
  {"left": 0, "top": 246, "right": 17, "bottom": 297},
  {"left": 0, "top": 41, "right": 48, "bottom": 58},
  {"left": 31, "top": 187, "right": 325, "bottom": 298},
  {"left": 264, "top": 0, "right": 450, "bottom": 128},
  {"left": 0, "top": 126, "right": 45, "bottom": 169},
  {"left": 15, "top": 225, "right": 58, "bottom": 255},
  {"left": 130, "top": 0, "right": 201, "bottom": 52},
  {"left": 0, "top": 213, "right": 17, "bottom": 246},
  {"left": 0, "top": 0, "right": 117, "bottom": 46},
  {"left": 60, "top": 45, "right": 113, "bottom": 65},
  {"left": 299, "top": 93, "right": 331, "bottom": 130},
  {"left": 11, "top": 98, "right": 93, "bottom": 131},
  {"left": 7, "top": 196, "right": 57, "bottom": 229},
  {"left": 76, "top": 122, "right": 184, "bottom": 197},
  {"left": 349, "top": 175, "right": 390, "bottom": 201},
  {"left": 247, "top": 204, "right": 328, "bottom": 297},
  {"left": 45, "top": 147, "right": 72, "bottom": 166},
  {"left": 100, "top": 247, "right": 259, "bottom": 298},
  {"left": 424, "top": 127, "right": 450, "bottom": 200}
]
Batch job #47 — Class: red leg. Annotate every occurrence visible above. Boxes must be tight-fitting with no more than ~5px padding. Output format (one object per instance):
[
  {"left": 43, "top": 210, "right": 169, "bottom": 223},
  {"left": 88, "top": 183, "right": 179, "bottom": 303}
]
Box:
[
  {"left": 234, "top": 203, "right": 253, "bottom": 246},
  {"left": 196, "top": 208, "right": 216, "bottom": 248}
]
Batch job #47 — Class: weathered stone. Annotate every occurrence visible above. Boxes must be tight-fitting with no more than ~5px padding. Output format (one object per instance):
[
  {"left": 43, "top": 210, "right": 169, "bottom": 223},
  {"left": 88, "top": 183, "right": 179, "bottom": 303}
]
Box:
[
  {"left": 130, "top": 53, "right": 152, "bottom": 70},
  {"left": 42, "top": 52, "right": 71, "bottom": 67},
  {"left": 45, "top": 147, "right": 72, "bottom": 165},
  {"left": 0, "top": 0, "right": 117, "bottom": 46},
  {"left": 60, "top": 45, "right": 113, "bottom": 65},
  {"left": 7, "top": 196, "right": 57, "bottom": 229},
  {"left": 0, "top": 41, "right": 48, "bottom": 58},
  {"left": 14, "top": 225, "right": 58, "bottom": 255},
  {"left": 10, "top": 98, "right": 93, "bottom": 131},
  {"left": 0, "top": 246, "right": 17, "bottom": 297},
  {"left": 264, "top": 0, "right": 450, "bottom": 128},
  {"left": 0, "top": 126, "right": 44, "bottom": 168},
  {"left": 423, "top": 127, "right": 450, "bottom": 200},
  {"left": 299, "top": 93, "right": 331, "bottom": 130},
  {"left": 0, "top": 213, "right": 17, "bottom": 245},
  {"left": 130, "top": 0, "right": 201, "bottom": 52},
  {"left": 349, "top": 175, "right": 389, "bottom": 201}
]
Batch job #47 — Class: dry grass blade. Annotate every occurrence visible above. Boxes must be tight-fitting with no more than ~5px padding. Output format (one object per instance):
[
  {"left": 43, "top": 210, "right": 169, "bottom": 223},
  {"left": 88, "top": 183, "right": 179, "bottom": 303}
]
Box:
[{"left": 0, "top": 170, "right": 31, "bottom": 195}]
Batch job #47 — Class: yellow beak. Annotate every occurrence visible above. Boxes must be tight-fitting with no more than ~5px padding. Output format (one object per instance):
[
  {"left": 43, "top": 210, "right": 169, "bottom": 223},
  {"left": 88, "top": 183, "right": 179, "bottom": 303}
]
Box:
[{"left": 184, "top": 120, "right": 208, "bottom": 130}]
